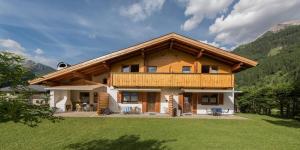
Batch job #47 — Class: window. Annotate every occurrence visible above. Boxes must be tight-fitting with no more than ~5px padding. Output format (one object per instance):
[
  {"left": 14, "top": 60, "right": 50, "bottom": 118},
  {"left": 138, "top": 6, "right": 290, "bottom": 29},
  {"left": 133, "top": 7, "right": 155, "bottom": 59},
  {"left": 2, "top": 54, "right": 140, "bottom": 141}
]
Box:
[
  {"left": 182, "top": 66, "right": 191, "bottom": 73},
  {"left": 147, "top": 66, "right": 157, "bottom": 73},
  {"left": 201, "top": 65, "right": 210, "bottom": 73},
  {"left": 122, "top": 92, "right": 138, "bottom": 103},
  {"left": 201, "top": 65, "right": 219, "bottom": 73},
  {"left": 210, "top": 66, "right": 218, "bottom": 73},
  {"left": 201, "top": 94, "right": 218, "bottom": 105},
  {"left": 102, "top": 78, "right": 107, "bottom": 84},
  {"left": 131, "top": 64, "right": 139, "bottom": 72},
  {"left": 122, "top": 65, "right": 130, "bottom": 72},
  {"left": 122, "top": 64, "right": 139, "bottom": 72}
]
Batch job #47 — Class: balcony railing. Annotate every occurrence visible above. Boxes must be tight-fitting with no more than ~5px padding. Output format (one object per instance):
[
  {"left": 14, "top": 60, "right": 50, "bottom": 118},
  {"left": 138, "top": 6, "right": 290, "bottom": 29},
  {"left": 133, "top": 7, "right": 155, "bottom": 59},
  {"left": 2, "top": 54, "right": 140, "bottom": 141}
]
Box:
[{"left": 111, "top": 72, "right": 234, "bottom": 88}]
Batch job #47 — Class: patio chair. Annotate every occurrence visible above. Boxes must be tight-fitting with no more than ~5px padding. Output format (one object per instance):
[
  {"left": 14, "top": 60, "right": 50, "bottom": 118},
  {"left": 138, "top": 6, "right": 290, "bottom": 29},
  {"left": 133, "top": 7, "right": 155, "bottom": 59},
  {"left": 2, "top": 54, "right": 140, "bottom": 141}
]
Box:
[
  {"left": 211, "top": 108, "right": 222, "bottom": 116},
  {"left": 75, "top": 104, "right": 82, "bottom": 112}
]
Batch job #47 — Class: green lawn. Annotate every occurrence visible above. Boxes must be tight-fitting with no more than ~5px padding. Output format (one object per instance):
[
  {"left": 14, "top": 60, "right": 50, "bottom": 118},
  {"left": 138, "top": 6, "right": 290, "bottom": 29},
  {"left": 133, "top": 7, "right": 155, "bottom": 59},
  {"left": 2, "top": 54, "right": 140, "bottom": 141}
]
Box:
[{"left": 0, "top": 114, "right": 300, "bottom": 150}]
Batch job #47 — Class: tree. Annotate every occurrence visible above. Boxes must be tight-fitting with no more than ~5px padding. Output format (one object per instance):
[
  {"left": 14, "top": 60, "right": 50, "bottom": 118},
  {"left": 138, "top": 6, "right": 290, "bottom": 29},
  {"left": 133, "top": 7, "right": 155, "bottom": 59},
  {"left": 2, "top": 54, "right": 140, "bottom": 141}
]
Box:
[{"left": 0, "top": 52, "right": 60, "bottom": 127}]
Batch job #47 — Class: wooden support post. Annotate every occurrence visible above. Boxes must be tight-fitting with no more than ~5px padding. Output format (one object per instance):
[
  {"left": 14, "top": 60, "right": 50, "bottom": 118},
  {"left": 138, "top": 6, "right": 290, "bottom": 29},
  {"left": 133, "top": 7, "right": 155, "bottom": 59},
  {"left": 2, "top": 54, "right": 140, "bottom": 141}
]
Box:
[
  {"left": 197, "top": 49, "right": 204, "bottom": 59},
  {"left": 168, "top": 95, "right": 174, "bottom": 117},
  {"left": 97, "top": 92, "right": 109, "bottom": 115},
  {"left": 169, "top": 39, "right": 174, "bottom": 50}
]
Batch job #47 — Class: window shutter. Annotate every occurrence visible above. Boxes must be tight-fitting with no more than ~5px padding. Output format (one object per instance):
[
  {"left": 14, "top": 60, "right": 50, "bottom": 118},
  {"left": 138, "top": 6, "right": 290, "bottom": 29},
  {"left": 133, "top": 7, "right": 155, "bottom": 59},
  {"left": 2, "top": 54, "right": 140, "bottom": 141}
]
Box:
[
  {"left": 117, "top": 92, "right": 122, "bottom": 103},
  {"left": 179, "top": 93, "right": 184, "bottom": 111},
  {"left": 218, "top": 93, "right": 224, "bottom": 105},
  {"left": 192, "top": 94, "right": 197, "bottom": 114},
  {"left": 155, "top": 93, "right": 161, "bottom": 113},
  {"left": 138, "top": 92, "right": 143, "bottom": 103},
  {"left": 198, "top": 94, "right": 202, "bottom": 104}
]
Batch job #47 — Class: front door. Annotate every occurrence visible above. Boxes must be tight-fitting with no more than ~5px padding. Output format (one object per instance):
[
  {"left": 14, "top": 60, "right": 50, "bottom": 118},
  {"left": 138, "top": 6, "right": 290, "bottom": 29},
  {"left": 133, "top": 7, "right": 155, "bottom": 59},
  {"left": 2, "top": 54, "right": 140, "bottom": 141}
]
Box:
[
  {"left": 147, "top": 92, "right": 156, "bottom": 112},
  {"left": 183, "top": 94, "right": 192, "bottom": 113}
]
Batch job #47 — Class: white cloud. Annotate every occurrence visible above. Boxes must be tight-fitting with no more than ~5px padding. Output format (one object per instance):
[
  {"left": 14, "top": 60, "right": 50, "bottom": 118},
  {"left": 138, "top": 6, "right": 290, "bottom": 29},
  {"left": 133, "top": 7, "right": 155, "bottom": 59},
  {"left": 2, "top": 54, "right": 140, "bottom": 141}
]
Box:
[
  {"left": 179, "top": 0, "right": 234, "bottom": 31},
  {"left": 209, "top": 0, "right": 300, "bottom": 45},
  {"left": 0, "top": 39, "right": 57, "bottom": 67},
  {"left": 0, "top": 39, "right": 26, "bottom": 56},
  {"left": 34, "top": 48, "right": 43, "bottom": 55},
  {"left": 120, "top": 0, "right": 165, "bottom": 22},
  {"left": 200, "top": 40, "right": 228, "bottom": 50}
]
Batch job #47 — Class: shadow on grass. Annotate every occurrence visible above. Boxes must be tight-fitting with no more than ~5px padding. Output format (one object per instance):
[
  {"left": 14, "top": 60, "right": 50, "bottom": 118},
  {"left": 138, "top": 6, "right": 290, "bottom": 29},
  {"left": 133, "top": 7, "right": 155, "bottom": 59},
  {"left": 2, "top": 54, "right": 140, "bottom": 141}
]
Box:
[
  {"left": 65, "top": 135, "right": 175, "bottom": 150},
  {"left": 263, "top": 119, "right": 300, "bottom": 128}
]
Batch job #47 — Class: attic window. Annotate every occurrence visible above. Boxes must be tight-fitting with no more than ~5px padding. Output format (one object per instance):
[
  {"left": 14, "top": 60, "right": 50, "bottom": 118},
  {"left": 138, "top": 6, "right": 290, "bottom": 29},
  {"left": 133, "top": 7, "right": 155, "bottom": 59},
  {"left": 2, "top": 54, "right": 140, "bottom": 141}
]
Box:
[
  {"left": 201, "top": 65, "right": 218, "bottom": 73},
  {"left": 182, "top": 66, "right": 191, "bottom": 73},
  {"left": 122, "top": 64, "right": 139, "bottom": 72}
]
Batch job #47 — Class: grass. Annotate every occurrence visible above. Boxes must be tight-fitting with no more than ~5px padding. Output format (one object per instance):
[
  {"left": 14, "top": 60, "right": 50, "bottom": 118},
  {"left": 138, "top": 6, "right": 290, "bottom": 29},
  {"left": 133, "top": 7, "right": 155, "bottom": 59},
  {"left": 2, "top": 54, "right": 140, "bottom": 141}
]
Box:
[{"left": 0, "top": 114, "right": 300, "bottom": 150}]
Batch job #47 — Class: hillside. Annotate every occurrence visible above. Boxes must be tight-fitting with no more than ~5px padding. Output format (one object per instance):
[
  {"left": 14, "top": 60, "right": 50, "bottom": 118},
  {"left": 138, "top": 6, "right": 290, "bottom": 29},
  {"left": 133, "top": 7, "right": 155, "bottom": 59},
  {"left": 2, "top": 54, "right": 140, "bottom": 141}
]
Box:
[
  {"left": 233, "top": 25, "right": 300, "bottom": 88},
  {"left": 23, "top": 60, "right": 55, "bottom": 77}
]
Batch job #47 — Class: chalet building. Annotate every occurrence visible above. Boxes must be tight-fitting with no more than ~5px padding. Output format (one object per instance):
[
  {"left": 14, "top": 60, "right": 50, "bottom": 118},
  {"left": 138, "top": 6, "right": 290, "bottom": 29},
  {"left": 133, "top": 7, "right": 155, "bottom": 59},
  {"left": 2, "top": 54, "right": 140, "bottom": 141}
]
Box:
[{"left": 29, "top": 33, "right": 257, "bottom": 115}]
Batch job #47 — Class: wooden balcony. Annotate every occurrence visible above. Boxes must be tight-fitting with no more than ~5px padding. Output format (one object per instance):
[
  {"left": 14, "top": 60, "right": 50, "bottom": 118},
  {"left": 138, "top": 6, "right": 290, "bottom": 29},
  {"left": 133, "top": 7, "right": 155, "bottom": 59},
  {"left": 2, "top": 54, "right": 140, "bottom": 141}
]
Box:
[{"left": 111, "top": 72, "right": 234, "bottom": 88}]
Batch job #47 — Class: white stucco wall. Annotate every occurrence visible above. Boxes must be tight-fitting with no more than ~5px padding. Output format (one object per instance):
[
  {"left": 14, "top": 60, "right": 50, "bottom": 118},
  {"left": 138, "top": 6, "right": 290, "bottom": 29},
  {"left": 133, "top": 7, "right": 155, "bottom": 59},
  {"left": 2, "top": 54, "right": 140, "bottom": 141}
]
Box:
[
  {"left": 160, "top": 89, "right": 180, "bottom": 113},
  {"left": 49, "top": 90, "right": 72, "bottom": 112},
  {"left": 197, "top": 92, "right": 234, "bottom": 115}
]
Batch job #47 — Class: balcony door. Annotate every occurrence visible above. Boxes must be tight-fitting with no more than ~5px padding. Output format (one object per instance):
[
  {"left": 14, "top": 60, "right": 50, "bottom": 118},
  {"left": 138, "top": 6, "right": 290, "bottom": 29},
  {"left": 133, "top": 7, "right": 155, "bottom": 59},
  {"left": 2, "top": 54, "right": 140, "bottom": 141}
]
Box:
[
  {"left": 147, "top": 92, "right": 156, "bottom": 112},
  {"left": 183, "top": 93, "right": 192, "bottom": 113}
]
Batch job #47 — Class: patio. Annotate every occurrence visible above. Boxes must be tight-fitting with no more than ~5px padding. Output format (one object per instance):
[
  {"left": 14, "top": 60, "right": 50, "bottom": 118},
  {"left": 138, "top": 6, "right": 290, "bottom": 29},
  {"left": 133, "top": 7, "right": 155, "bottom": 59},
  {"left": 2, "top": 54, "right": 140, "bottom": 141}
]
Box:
[{"left": 54, "top": 112, "right": 247, "bottom": 119}]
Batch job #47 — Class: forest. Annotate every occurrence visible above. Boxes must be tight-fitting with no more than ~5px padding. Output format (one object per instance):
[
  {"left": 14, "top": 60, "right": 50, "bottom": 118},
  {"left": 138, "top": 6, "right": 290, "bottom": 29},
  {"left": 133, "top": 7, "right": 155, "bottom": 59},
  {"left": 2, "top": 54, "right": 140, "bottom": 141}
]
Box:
[{"left": 234, "top": 25, "right": 300, "bottom": 118}]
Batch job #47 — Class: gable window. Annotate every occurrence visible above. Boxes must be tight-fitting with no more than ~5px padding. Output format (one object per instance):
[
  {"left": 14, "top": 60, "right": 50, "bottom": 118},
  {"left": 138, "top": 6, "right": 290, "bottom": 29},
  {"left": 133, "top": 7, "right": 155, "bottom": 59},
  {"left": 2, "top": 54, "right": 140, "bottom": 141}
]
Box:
[
  {"left": 201, "top": 65, "right": 219, "bottom": 73},
  {"left": 202, "top": 65, "right": 210, "bottom": 73},
  {"left": 210, "top": 66, "right": 218, "bottom": 73},
  {"left": 122, "top": 65, "right": 130, "bottom": 72},
  {"left": 102, "top": 78, "right": 107, "bottom": 84},
  {"left": 122, "top": 92, "right": 138, "bottom": 103},
  {"left": 131, "top": 64, "right": 139, "bottom": 72},
  {"left": 122, "top": 64, "right": 139, "bottom": 72},
  {"left": 201, "top": 94, "right": 218, "bottom": 105},
  {"left": 147, "top": 66, "right": 157, "bottom": 73},
  {"left": 182, "top": 66, "right": 191, "bottom": 73}
]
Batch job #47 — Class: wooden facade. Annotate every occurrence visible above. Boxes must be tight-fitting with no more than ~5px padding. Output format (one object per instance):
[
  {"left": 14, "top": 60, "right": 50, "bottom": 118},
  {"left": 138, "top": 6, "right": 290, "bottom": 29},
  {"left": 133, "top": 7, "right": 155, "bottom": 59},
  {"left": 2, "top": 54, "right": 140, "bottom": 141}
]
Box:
[{"left": 111, "top": 72, "right": 234, "bottom": 88}]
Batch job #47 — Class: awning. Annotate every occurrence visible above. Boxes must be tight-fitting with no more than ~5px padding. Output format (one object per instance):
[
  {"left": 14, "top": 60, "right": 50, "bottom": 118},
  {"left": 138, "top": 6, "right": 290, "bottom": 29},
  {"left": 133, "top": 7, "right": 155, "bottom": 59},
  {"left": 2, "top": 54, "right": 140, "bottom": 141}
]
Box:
[
  {"left": 182, "top": 89, "right": 236, "bottom": 93},
  {"left": 45, "top": 84, "right": 105, "bottom": 91},
  {"left": 117, "top": 88, "right": 161, "bottom": 92}
]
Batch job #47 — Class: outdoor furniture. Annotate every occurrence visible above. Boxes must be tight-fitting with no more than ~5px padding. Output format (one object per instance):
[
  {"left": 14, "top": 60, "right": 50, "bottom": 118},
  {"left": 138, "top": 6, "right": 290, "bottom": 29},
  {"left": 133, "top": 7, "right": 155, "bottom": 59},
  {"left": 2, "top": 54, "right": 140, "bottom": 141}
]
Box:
[
  {"left": 75, "top": 104, "right": 82, "bottom": 112},
  {"left": 211, "top": 108, "right": 222, "bottom": 116}
]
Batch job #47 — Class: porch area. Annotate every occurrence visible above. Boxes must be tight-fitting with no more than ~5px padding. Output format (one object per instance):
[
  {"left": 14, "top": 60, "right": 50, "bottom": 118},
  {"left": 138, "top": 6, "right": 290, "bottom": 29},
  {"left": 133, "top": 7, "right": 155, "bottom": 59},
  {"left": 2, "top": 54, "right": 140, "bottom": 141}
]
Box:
[{"left": 54, "top": 111, "right": 246, "bottom": 119}]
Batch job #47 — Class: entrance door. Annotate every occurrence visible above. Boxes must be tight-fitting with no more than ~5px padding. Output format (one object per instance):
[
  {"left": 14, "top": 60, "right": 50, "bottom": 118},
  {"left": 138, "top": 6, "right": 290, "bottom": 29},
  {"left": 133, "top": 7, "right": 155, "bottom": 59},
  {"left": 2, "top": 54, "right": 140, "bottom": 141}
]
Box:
[
  {"left": 147, "top": 92, "right": 156, "bottom": 112},
  {"left": 183, "top": 94, "right": 192, "bottom": 113}
]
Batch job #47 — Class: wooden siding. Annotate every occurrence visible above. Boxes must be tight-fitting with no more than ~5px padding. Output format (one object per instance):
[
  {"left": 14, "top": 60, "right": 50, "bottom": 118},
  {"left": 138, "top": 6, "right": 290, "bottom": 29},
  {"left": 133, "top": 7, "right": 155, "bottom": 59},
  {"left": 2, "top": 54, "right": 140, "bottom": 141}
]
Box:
[{"left": 111, "top": 72, "right": 234, "bottom": 88}]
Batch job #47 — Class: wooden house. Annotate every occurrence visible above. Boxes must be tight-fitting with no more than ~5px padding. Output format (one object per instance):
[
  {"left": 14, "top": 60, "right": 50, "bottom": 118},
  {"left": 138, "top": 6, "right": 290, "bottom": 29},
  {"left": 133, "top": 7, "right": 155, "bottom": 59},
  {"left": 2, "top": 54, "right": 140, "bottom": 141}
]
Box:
[{"left": 29, "top": 33, "right": 257, "bottom": 115}]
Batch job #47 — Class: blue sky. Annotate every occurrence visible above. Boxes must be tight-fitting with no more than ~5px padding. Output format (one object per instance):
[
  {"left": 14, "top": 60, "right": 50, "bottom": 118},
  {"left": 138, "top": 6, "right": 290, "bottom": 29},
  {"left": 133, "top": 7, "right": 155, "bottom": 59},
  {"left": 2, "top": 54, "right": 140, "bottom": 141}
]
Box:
[{"left": 0, "top": 0, "right": 299, "bottom": 68}]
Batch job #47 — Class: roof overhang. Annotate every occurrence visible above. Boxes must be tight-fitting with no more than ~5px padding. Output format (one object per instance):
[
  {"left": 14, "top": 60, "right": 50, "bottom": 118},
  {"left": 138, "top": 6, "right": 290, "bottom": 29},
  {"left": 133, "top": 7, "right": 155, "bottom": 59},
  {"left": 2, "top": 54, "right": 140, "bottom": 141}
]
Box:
[
  {"left": 29, "top": 33, "right": 258, "bottom": 85},
  {"left": 117, "top": 88, "right": 161, "bottom": 92},
  {"left": 45, "top": 84, "right": 105, "bottom": 91},
  {"left": 182, "top": 89, "right": 234, "bottom": 93}
]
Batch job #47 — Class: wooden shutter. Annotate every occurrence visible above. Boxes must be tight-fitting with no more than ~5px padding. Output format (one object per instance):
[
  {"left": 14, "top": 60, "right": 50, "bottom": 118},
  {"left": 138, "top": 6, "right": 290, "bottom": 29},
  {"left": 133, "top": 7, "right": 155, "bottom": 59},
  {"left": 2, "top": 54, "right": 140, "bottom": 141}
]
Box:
[
  {"left": 218, "top": 93, "right": 224, "bottom": 105},
  {"left": 198, "top": 93, "right": 202, "bottom": 104},
  {"left": 192, "top": 94, "right": 197, "bottom": 114},
  {"left": 141, "top": 92, "right": 147, "bottom": 113},
  {"left": 117, "top": 91, "right": 122, "bottom": 103},
  {"left": 179, "top": 93, "right": 184, "bottom": 111},
  {"left": 155, "top": 92, "right": 161, "bottom": 113}
]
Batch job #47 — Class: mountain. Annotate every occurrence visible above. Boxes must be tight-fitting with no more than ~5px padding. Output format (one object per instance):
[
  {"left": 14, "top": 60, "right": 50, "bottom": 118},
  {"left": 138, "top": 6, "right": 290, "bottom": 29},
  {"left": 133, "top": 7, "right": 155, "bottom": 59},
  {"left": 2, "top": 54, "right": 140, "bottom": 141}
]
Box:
[
  {"left": 268, "top": 20, "right": 300, "bottom": 33},
  {"left": 23, "top": 60, "right": 55, "bottom": 77},
  {"left": 233, "top": 23, "right": 300, "bottom": 88}
]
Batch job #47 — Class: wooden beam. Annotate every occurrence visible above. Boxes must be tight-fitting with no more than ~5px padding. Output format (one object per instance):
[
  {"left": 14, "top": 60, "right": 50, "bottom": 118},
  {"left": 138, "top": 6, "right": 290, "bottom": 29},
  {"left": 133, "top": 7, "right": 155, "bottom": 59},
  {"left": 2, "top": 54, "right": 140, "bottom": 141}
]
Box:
[
  {"left": 173, "top": 43, "right": 199, "bottom": 53},
  {"left": 141, "top": 49, "right": 145, "bottom": 58},
  {"left": 72, "top": 71, "right": 89, "bottom": 79},
  {"left": 43, "top": 81, "right": 60, "bottom": 86},
  {"left": 204, "top": 53, "right": 235, "bottom": 65},
  {"left": 232, "top": 62, "right": 243, "bottom": 72},
  {"left": 102, "top": 62, "right": 110, "bottom": 70},
  {"left": 169, "top": 39, "right": 174, "bottom": 50},
  {"left": 197, "top": 49, "right": 204, "bottom": 59}
]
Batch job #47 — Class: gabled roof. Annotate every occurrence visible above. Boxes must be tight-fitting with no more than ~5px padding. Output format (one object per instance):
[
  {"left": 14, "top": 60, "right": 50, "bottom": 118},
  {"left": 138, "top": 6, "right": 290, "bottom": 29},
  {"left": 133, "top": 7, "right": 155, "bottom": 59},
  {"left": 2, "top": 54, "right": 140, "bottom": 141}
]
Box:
[{"left": 29, "top": 33, "right": 257, "bottom": 85}]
